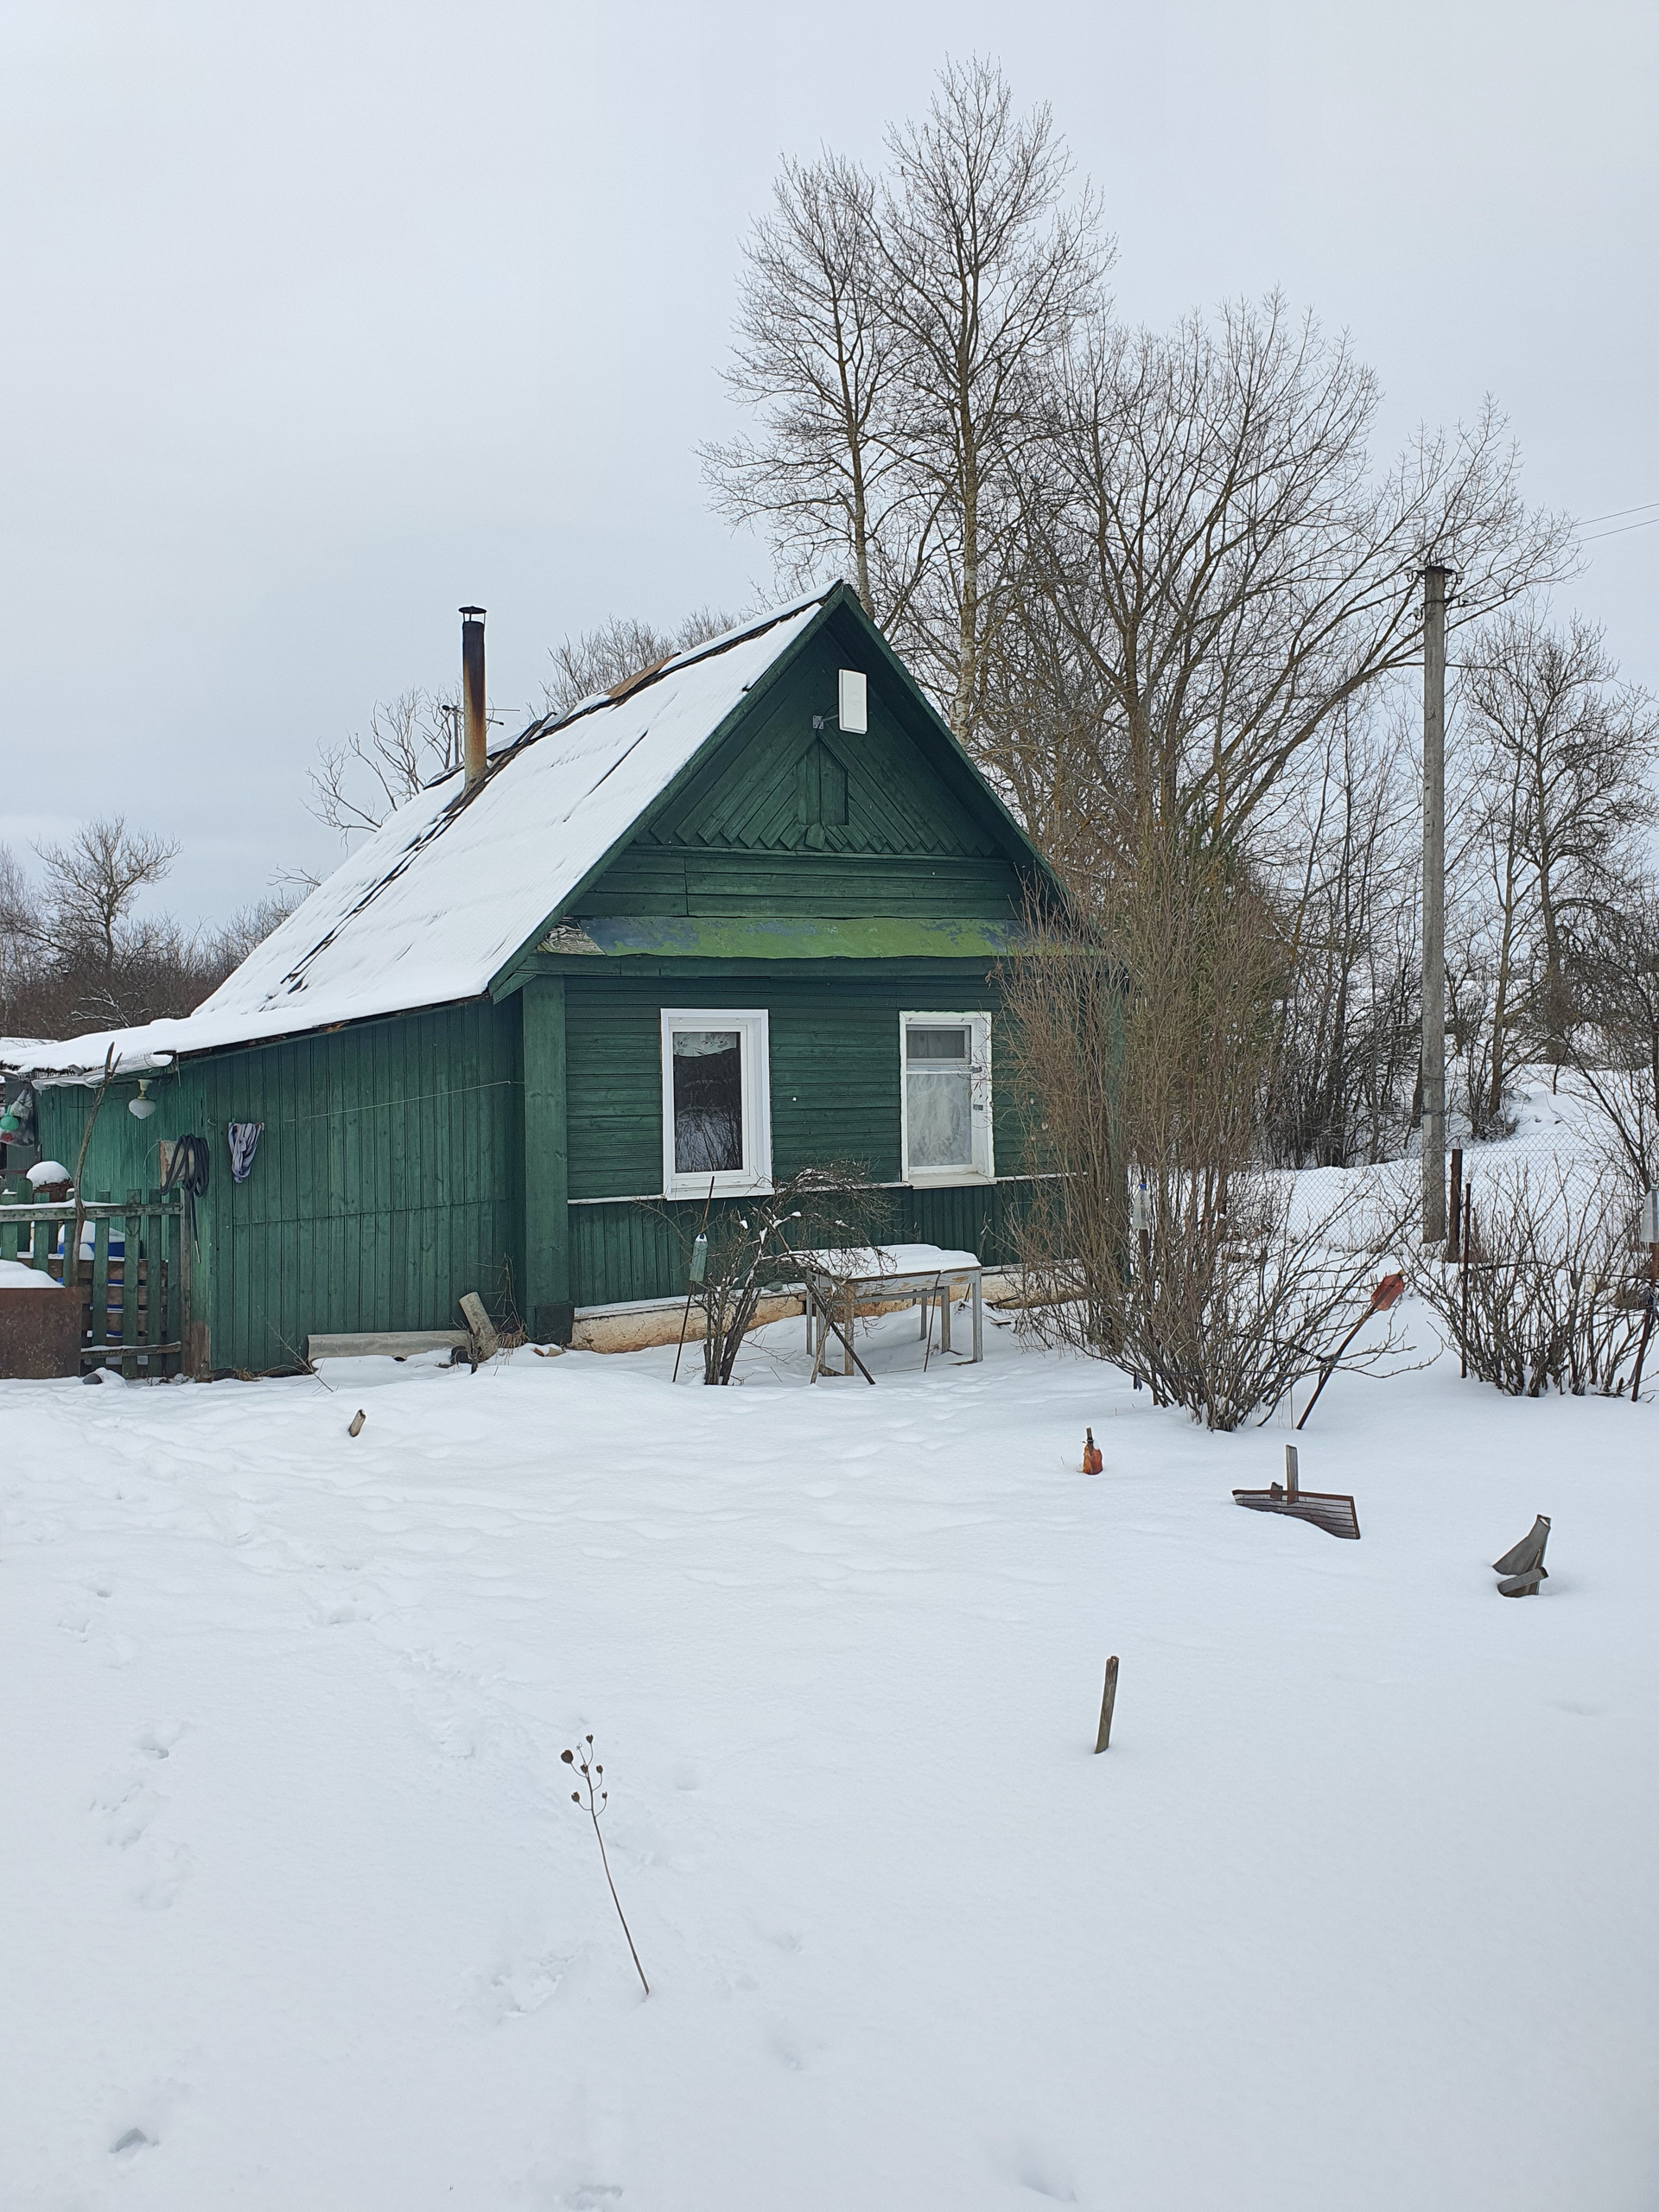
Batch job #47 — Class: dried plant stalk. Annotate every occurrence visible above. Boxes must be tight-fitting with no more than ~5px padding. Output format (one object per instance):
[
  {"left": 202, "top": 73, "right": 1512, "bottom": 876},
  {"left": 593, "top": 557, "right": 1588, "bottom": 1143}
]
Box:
[{"left": 562, "top": 1734, "right": 649, "bottom": 1997}]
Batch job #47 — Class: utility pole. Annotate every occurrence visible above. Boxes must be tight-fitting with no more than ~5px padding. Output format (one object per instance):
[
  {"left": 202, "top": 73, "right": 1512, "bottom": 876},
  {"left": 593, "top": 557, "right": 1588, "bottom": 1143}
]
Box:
[{"left": 1421, "top": 564, "right": 1452, "bottom": 1246}]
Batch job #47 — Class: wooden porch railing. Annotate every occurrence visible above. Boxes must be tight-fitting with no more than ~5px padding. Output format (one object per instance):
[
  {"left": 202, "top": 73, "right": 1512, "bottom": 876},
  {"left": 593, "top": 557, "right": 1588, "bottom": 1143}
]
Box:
[{"left": 0, "top": 1191, "right": 190, "bottom": 1378}]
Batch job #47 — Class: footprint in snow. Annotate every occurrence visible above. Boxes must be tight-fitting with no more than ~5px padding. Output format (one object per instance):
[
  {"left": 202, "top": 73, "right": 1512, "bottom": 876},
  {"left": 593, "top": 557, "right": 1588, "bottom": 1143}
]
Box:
[
  {"left": 111, "top": 2126, "right": 156, "bottom": 2157},
  {"left": 92, "top": 1727, "right": 193, "bottom": 1908},
  {"left": 1001, "top": 2142, "right": 1080, "bottom": 2203},
  {"left": 462, "top": 1948, "right": 572, "bottom": 2025}
]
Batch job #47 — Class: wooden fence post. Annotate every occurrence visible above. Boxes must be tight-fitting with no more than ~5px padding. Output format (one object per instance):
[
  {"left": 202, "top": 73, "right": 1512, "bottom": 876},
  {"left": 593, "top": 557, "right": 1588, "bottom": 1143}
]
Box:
[{"left": 1094, "top": 1656, "right": 1120, "bottom": 1753}]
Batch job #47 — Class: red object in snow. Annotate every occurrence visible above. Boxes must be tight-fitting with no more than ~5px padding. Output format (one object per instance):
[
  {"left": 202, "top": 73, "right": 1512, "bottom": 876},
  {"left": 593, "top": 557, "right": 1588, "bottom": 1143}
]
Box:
[{"left": 1082, "top": 1427, "right": 1103, "bottom": 1475}]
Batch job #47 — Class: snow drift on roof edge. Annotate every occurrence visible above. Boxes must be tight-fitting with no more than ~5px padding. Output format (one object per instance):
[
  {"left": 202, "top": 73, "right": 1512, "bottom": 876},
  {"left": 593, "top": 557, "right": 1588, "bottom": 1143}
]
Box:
[{"left": 9, "top": 595, "right": 827, "bottom": 1079}]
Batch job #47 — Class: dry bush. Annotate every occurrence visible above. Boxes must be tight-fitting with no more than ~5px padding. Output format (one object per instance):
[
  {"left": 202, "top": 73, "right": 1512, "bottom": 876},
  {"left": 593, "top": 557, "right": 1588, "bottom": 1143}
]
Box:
[
  {"left": 1409, "top": 1160, "right": 1649, "bottom": 1397},
  {"left": 647, "top": 1162, "right": 890, "bottom": 1385},
  {"left": 1003, "top": 839, "right": 1405, "bottom": 1428}
]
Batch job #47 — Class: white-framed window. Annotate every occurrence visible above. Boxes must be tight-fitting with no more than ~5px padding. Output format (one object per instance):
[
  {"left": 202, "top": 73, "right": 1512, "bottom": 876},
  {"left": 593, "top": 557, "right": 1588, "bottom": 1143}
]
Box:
[
  {"left": 899, "top": 1011, "right": 994, "bottom": 1185},
  {"left": 660, "top": 1009, "right": 772, "bottom": 1199}
]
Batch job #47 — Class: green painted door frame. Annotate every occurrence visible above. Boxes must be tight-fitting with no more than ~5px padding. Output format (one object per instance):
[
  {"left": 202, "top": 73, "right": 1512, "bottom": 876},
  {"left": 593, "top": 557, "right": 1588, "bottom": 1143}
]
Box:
[{"left": 520, "top": 975, "right": 572, "bottom": 1339}]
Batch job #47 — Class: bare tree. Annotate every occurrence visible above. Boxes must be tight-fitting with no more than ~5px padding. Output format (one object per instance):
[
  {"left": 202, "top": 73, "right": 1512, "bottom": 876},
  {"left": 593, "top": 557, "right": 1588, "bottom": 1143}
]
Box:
[
  {"left": 196, "top": 891, "right": 303, "bottom": 988},
  {"left": 877, "top": 57, "right": 1108, "bottom": 744},
  {"left": 306, "top": 688, "right": 464, "bottom": 845},
  {"left": 541, "top": 608, "right": 738, "bottom": 720},
  {"left": 997, "top": 301, "right": 1573, "bottom": 872},
  {"left": 1440, "top": 697, "right": 1533, "bottom": 1135},
  {"left": 1568, "top": 883, "right": 1659, "bottom": 1186},
  {"left": 0, "top": 818, "right": 296, "bottom": 1037},
  {"left": 1263, "top": 705, "right": 1423, "bottom": 1165},
  {"left": 1459, "top": 610, "right": 1658, "bottom": 1074},
  {"left": 701, "top": 154, "right": 909, "bottom": 619},
  {"left": 706, "top": 58, "right": 1107, "bottom": 743},
  {"left": 32, "top": 818, "right": 180, "bottom": 978}
]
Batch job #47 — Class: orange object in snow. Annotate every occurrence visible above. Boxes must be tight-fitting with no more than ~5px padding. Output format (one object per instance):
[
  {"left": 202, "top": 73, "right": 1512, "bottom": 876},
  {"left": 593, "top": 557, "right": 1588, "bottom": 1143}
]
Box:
[
  {"left": 1369, "top": 1270, "right": 1406, "bottom": 1314},
  {"left": 1083, "top": 1427, "right": 1103, "bottom": 1475}
]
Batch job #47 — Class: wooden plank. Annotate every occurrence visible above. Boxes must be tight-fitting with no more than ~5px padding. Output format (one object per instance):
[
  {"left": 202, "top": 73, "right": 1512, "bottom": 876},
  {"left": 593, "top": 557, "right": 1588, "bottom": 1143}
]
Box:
[
  {"left": 121, "top": 1193, "right": 140, "bottom": 1378},
  {"left": 306, "top": 1330, "right": 469, "bottom": 1361},
  {"left": 91, "top": 1212, "right": 111, "bottom": 1369},
  {"left": 176, "top": 1179, "right": 194, "bottom": 1376},
  {"left": 458, "top": 1291, "right": 499, "bottom": 1359},
  {"left": 144, "top": 1189, "right": 164, "bottom": 1369}
]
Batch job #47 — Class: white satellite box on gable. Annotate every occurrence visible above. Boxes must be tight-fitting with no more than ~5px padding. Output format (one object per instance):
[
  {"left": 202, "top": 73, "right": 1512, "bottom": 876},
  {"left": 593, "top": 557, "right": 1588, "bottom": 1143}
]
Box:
[{"left": 838, "top": 669, "right": 868, "bottom": 734}]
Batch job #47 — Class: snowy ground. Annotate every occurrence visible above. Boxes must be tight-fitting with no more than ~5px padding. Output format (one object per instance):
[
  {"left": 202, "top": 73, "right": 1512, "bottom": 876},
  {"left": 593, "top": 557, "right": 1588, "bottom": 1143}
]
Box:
[{"left": 3, "top": 1234, "right": 1657, "bottom": 2208}]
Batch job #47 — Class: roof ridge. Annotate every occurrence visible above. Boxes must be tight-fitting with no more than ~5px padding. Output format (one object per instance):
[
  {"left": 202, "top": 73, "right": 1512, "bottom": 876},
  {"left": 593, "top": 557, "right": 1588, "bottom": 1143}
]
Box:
[{"left": 490, "top": 587, "right": 836, "bottom": 767}]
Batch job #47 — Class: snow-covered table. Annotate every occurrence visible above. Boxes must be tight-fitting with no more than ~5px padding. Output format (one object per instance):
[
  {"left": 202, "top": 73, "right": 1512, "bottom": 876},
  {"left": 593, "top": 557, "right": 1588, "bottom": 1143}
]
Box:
[{"left": 796, "top": 1243, "right": 984, "bottom": 1377}]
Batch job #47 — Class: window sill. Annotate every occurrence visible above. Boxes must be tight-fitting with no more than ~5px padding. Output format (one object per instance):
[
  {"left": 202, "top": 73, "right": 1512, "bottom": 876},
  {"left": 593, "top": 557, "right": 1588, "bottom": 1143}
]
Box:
[
  {"left": 904, "top": 1169, "right": 996, "bottom": 1190},
  {"left": 664, "top": 1173, "right": 775, "bottom": 1202}
]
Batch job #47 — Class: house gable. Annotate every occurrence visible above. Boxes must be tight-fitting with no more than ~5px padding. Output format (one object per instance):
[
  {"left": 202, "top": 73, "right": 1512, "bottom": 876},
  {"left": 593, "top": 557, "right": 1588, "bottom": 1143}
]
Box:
[{"left": 563, "top": 593, "right": 1036, "bottom": 925}]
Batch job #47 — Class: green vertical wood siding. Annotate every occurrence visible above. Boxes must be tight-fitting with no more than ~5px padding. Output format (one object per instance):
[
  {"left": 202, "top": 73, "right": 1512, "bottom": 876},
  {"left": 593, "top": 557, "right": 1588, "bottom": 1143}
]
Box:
[
  {"left": 28, "top": 592, "right": 1065, "bottom": 1344},
  {"left": 37, "top": 999, "right": 521, "bottom": 1373},
  {"left": 520, "top": 975, "right": 569, "bottom": 1324}
]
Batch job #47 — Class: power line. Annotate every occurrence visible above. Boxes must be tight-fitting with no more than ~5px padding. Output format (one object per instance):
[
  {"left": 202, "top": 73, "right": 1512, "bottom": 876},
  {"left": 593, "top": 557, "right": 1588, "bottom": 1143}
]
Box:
[
  {"left": 1580, "top": 497, "right": 1659, "bottom": 527},
  {"left": 1580, "top": 513, "right": 1659, "bottom": 545}
]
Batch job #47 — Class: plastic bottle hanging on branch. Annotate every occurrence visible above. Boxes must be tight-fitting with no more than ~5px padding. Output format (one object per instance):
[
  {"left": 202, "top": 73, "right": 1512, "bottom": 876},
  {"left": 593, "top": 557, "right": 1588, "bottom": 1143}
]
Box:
[{"left": 227, "top": 1122, "right": 264, "bottom": 1185}]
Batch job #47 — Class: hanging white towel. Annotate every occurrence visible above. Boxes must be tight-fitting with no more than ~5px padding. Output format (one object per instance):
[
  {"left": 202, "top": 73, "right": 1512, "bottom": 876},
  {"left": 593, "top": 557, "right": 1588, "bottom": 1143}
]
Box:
[{"left": 227, "top": 1122, "right": 264, "bottom": 1184}]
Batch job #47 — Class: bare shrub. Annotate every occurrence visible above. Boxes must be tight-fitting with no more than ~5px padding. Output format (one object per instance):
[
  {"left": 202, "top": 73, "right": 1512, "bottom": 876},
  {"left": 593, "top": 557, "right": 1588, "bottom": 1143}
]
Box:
[
  {"left": 1409, "top": 1160, "right": 1648, "bottom": 1396},
  {"left": 646, "top": 1162, "right": 889, "bottom": 1385},
  {"left": 1003, "top": 840, "right": 1405, "bottom": 1428}
]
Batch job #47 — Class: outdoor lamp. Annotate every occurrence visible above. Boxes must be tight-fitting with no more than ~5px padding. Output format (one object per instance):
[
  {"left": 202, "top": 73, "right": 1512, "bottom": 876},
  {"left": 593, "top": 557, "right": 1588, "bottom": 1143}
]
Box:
[{"left": 129, "top": 1079, "right": 157, "bottom": 1121}]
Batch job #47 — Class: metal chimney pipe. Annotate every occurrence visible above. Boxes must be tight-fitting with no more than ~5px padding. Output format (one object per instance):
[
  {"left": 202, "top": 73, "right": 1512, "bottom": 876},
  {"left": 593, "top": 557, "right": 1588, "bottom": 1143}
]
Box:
[{"left": 461, "top": 605, "right": 486, "bottom": 793}]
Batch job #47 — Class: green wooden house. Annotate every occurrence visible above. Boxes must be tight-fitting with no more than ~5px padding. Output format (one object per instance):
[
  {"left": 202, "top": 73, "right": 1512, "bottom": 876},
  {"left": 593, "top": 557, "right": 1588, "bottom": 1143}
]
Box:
[{"left": 11, "top": 585, "right": 1055, "bottom": 1373}]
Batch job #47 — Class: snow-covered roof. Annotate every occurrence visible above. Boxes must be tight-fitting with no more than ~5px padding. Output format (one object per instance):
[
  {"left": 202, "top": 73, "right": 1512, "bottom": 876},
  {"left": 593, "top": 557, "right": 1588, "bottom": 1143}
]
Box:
[{"left": 9, "top": 594, "right": 830, "bottom": 1081}]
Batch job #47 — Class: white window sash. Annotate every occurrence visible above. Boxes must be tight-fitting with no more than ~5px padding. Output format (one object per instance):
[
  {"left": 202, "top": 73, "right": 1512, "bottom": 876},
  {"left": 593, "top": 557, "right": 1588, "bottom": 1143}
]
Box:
[
  {"left": 899, "top": 1010, "right": 994, "bottom": 1186},
  {"left": 660, "top": 1008, "right": 772, "bottom": 1199}
]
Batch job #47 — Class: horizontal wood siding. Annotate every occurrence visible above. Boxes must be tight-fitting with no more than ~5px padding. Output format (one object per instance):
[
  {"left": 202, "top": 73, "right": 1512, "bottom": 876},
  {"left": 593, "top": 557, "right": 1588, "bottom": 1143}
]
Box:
[
  {"left": 558, "top": 969, "right": 1033, "bottom": 1304},
  {"left": 575, "top": 849, "right": 1023, "bottom": 918},
  {"left": 569, "top": 1179, "right": 1039, "bottom": 1309},
  {"left": 565, "top": 970, "right": 1033, "bottom": 1200},
  {"left": 37, "top": 1000, "right": 521, "bottom": 1373}
]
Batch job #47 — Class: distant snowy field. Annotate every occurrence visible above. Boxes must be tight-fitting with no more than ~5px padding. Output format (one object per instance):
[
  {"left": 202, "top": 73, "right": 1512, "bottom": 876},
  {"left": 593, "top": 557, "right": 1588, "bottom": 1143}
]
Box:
[{"left": 4, "top": 1128, "right": 1656, "bottom": 2208}]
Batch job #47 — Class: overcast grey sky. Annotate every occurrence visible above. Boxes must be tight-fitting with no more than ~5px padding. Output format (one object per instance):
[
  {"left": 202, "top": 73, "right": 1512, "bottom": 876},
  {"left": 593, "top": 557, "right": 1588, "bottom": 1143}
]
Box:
[{"left": 3, "top": 0, "right": 1655, "bottom": 924}]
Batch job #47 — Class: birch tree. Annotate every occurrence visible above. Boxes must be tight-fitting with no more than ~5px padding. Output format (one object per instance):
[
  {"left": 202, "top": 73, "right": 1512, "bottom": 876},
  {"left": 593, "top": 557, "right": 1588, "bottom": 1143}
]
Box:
[
  {"left": 705, "top": 57, "right": 1108, "bottom": 744},
  {"left": 701, "top": 155, "right": 909, "bottom": 620},
  {"left": 875, "top": 56, "right": 1107, "bottom": 742}
]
